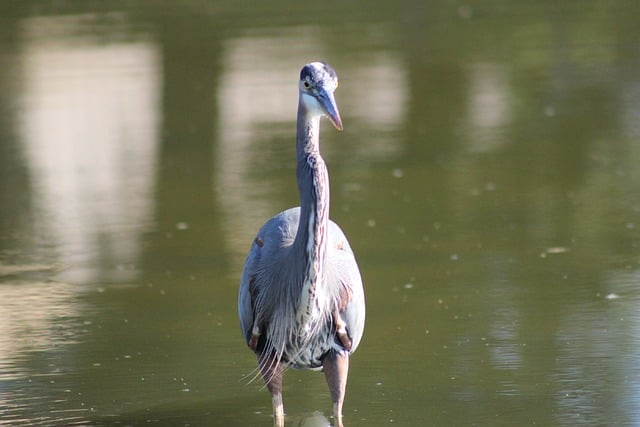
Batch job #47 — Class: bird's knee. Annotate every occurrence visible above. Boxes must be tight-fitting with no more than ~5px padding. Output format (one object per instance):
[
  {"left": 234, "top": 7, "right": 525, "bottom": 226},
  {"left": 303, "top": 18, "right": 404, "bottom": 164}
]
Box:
[
  {"left": 333, "top": 311, "right": 352, "bottom": 351},
  {"left": 249, "top": 324, "right": 262, "bottom": 351}
]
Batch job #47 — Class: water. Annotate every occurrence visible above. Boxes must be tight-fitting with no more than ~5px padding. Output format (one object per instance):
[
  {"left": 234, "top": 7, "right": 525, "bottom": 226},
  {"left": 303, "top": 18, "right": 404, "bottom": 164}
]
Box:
[{"left": 1, "top": 1, "right": 639, "bottom": 425}]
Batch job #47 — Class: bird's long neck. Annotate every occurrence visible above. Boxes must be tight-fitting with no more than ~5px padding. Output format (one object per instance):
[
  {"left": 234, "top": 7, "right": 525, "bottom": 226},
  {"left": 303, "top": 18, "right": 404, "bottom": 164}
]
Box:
[{"left": 293, "top": 99, "right": 330, "bottom": 324}]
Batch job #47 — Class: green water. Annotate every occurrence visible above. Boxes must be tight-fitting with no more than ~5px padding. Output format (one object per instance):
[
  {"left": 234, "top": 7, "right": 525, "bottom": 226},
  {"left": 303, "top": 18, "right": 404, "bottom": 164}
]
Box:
[{"left": 1, "top": 1, "right": 639, "bottom": 426}]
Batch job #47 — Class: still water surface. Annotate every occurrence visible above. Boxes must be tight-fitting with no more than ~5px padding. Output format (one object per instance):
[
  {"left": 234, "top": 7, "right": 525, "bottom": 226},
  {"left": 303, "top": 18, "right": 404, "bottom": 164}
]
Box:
[{"left": 1, "top": 1, "right": 639, "bottom": 426}]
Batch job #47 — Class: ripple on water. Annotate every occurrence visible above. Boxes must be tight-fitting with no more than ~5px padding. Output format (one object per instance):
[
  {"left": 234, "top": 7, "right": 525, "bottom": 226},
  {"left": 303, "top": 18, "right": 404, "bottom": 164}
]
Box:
[{"left": 0, "top": 279, "right": 91, "bottom": 425}]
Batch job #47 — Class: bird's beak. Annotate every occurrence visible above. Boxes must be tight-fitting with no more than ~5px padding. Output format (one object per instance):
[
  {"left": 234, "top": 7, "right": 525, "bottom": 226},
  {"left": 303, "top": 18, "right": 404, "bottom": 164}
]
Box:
[{"left": 318, "top": 89, "right": 343, "bottom": 131}]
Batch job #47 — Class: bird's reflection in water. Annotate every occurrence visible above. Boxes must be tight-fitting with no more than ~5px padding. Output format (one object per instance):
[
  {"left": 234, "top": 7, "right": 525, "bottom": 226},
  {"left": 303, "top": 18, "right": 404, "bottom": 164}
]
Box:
[
  {"left": 272, "top": 410, "right": 344, "bottom": 427},
  {"left": 297, "top": 411, "right": 335, "bottom": 427}
]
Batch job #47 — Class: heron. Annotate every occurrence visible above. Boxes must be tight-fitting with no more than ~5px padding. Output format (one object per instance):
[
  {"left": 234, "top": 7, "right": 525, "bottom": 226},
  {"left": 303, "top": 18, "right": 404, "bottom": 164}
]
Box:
[{"left": 238, "top": 62, "right": 365, "bottom": 424}]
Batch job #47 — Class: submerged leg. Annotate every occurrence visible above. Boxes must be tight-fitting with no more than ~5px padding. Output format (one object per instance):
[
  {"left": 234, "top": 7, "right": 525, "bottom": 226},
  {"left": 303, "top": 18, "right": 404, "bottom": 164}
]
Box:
[
  {"left": 258, "top": 353, "right": 285, "bottom": 421},
  {"left": 323, "top": 351, "right": 349, "bottom": 421}
]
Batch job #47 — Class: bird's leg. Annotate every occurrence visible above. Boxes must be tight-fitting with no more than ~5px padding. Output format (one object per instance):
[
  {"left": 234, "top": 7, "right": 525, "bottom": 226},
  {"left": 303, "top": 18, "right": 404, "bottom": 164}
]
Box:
[
  {"left": 258, "top": 353, "right": 285, "bottom": 420},
  {"left": 323, "top": 351, "right": 349, "bottom": 421},
  {"left": 333, "top": 309, "right": 352, "bottom": 351}
]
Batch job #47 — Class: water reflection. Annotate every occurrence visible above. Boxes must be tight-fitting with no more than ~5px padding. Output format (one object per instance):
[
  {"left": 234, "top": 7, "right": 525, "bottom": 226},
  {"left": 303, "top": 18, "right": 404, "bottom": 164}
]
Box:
[
  {"left": 0, "top": 13, "right": 161, "bottom": 426},
  {"left": 297, "top": 411, "right": 331, "bottom": 427},
  {"left": 0, "top": 280, "right": 80, "bottom": 380},
  {"left": 551, "top": 268, "right": 640, "bottom": 425},
  {"left": 464, "top": 63, "right": 511, "bottom": 153},
  {"left": 0, "top": 279, "right": 90, "bottom": 425},
  {"left": 16, "top": 14, "right": 160, "bottom": 284}
]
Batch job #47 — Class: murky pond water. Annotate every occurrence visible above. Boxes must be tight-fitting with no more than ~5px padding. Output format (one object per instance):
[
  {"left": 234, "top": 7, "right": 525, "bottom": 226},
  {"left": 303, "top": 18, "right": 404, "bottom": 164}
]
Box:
[{"left": 1, "top": 1, "right": 639, "bottom": 426}]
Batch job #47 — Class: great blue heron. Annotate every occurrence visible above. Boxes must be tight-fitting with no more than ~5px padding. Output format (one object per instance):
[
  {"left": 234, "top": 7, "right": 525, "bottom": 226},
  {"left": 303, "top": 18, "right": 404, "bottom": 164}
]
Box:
[{"left": 238, "top": 62, "right": 366, "bottom": 424}]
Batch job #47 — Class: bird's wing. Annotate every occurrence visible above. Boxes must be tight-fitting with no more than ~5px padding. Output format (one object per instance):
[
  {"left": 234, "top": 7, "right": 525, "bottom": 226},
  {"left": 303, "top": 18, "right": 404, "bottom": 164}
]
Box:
[
  {"left": 238, "top": 207, "right": 301, "bottom": 345},
  {"left": 327, "top": 221, "right": 366, "bottom": 353},
  {"left": 238, "top": 238, "right": 259, "bottom": 344}
]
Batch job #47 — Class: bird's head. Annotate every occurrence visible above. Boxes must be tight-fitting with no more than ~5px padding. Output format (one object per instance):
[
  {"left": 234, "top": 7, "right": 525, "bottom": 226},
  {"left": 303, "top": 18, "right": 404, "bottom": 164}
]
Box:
[{"left": 299, "top": 62, "right": 343, "bottom": 131}]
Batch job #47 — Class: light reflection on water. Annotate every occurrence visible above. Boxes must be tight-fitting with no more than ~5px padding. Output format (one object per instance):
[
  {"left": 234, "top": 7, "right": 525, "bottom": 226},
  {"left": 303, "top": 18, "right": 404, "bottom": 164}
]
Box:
[
  {"left": 464, "top": 63, "right": 511, "bottom": 153},
  {"left": 0, "top": 279, "right": 90, "bottom": 425},
  {"left": 1, "top": 12, "right": 160, "bottom": 426},
  {"left": 551, "top": 268, "right": 640, "bottom": 425},
  {"left": 16, "top": 13, "right": 160, "bottom": 285},
  {"left": 0, "top": 1, "right": 639, "bottom": 426},
  {"left": 0, "top": 280, "right": 81, "bottom": 380}
]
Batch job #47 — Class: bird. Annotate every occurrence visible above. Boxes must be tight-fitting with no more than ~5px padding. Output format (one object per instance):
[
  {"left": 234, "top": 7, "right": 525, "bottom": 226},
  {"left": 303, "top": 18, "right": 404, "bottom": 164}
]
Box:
[{"left": 238, "top": 62, "right": 365, "bottom": 424}]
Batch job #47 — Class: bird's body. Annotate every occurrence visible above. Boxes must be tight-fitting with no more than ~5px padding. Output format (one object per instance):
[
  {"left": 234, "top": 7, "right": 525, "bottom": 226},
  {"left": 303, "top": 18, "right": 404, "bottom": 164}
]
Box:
[
  {"left": 239, "top": 207, "right": 364, "bottom": 369},
  {"left": 238, "top": 62, "right": 365, "bottom": 423}
]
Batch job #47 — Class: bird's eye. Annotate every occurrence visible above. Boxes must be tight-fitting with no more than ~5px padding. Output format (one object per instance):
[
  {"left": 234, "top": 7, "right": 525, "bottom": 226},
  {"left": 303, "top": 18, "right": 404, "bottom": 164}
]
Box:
[{"left": 303, "top": 80, "right": 311, "bottom": 89}]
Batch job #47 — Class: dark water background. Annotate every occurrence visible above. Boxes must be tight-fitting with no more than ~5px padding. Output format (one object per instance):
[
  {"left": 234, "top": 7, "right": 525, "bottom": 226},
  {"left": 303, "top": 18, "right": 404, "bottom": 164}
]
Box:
[{"left": 1, "top": 1, "right": 639, "bottom": 426}]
